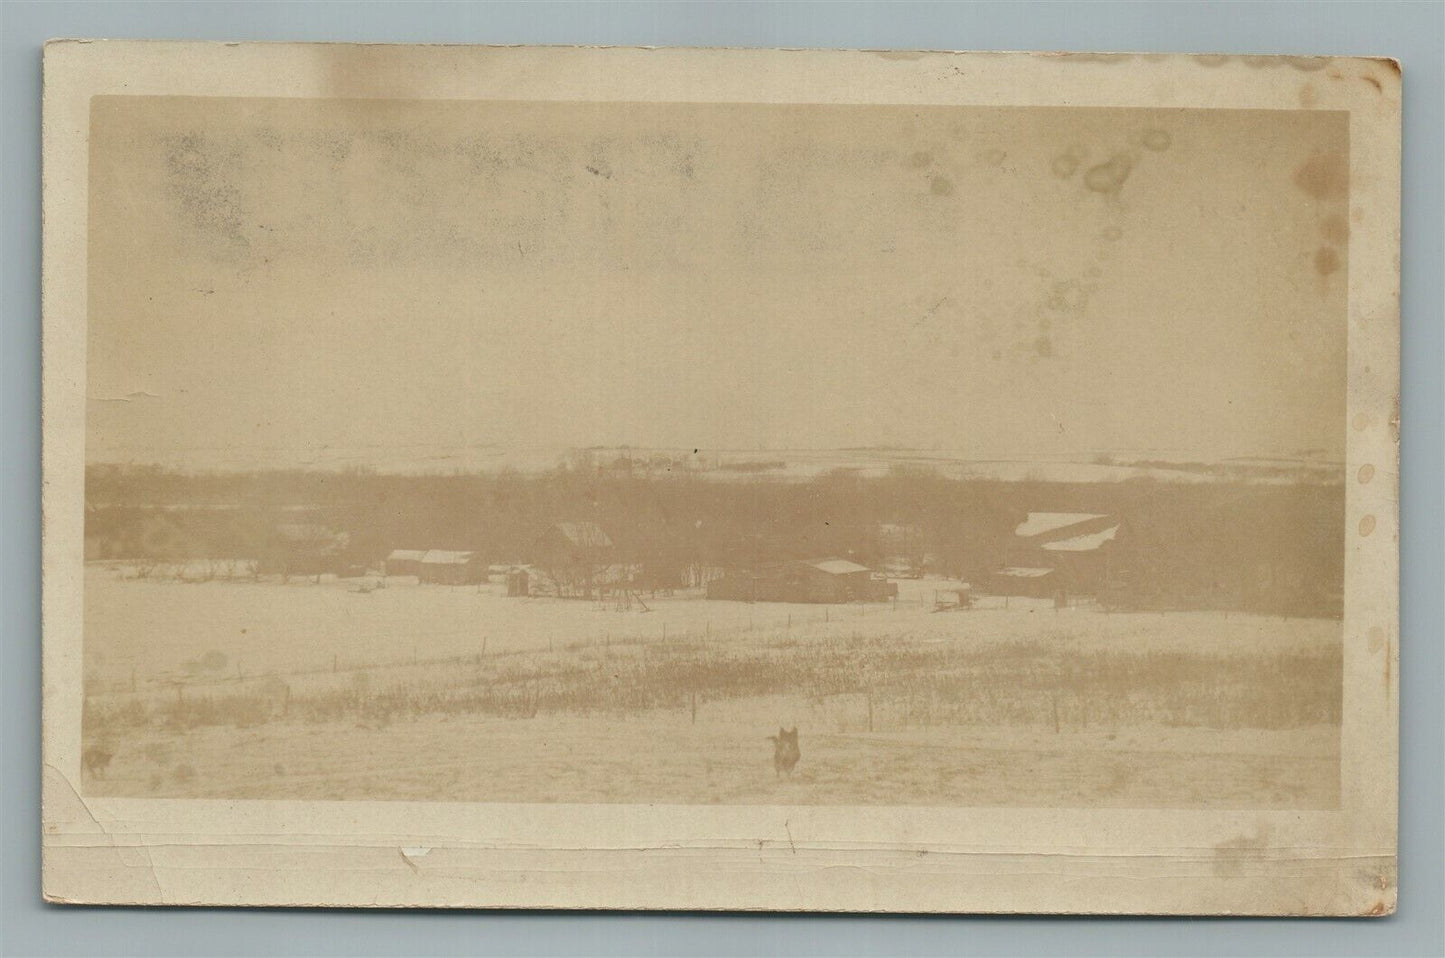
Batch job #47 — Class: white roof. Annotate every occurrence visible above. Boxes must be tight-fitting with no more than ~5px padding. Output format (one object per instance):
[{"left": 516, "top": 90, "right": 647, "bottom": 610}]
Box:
[
  {"left": 387, "top": 549, "right": 427, "bottom": 562},
  {"left": 807, "top": 558, "right": 872, "bottom": 575},
  {"left": 1042, "top": 525, "right": 1120, "bottom": 552},
  {"left": 1014, "top": 512, "right": 1110, "bottom": 538},
  {"left": 421, "top": 550, "right": 478, "bottom": 565},
  {"left": 996, "top": 566, "right": 1056, "bottom": 578}
]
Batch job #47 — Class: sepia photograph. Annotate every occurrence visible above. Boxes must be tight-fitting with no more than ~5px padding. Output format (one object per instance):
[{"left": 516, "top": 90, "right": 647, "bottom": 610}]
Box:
[
  {"left": 78, "top": 93, "right": 1352, "bottom": 810},
  {"left": 41, "top": 42, "right": 1400, "bottom": 913}
]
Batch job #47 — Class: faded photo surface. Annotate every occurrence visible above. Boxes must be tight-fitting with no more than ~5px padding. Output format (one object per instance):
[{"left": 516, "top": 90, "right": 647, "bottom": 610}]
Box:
[{"left": 81, "top": 94, "right": 1349, "bottom": 810}]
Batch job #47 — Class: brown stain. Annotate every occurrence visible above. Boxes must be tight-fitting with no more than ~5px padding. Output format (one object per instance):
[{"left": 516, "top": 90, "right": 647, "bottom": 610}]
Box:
[
  {"left": 1051, "top": 144, "right": 1088, "bottom": 179},
  {"left": 1047, "top": 279, "right": 1091, "bottom": 312},
  {"left": 1298, "top": 83, "right": 1318, "bottom": 109},
  {"left": 1363, "top": 900, "right": 1393, "bottom": 918},
  {"left": 1357, "top": 463, "right": 1375, "bottom": 485},
  {"left": 1313, "top": 246, "right": 1341, "bottom": 277},
  {"left": 1320, "top": 213, "right": 1350, "bottom": 244},
  {"left": 929, "top": 175, "right": 954, "bottom": 197},
  {"left": 1294, "top": 151, "right": 1349, "bottom": 201},
  {"left": 1140, "top": 129, "right": 1171, "bottom": 152},
  {"left": 1352, "top": 412, "right": 1372, "bottom": 432},
  {"left": 1358, "top": 515, "right": 1376, "bottom": 537},
  {"left": 1362, "top": 74, "right": 1383, "bottom": 94},
  {"left": 1083, "top": 153, "right": 1134, "bottom": 196},
  {"left": 1386, "top": 634, "right": 1393, "bottom": 696},
  {"left": 1366, "top": 626, "right": 1385, "bottom": 654},
  {"left": 1211, "top": 824, "right": 1271, "bottom": 877},
  {"left": 1352, "top": 205, "right": 1366, "bottom": 224},
  {"left": 1390, "top": 396, "right": 1401, "bottom": 443},
  {"left": 907, "top": 151, "right": 933, "bottom": 169}
]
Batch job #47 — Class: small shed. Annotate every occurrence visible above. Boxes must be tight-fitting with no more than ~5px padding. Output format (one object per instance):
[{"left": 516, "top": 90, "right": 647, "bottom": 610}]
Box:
[
  {"left": 417, "top": 550, "right": 487, "bottom": 585},
  {"left": 505, "top": 567, "right": 530, "bottom": 597}
]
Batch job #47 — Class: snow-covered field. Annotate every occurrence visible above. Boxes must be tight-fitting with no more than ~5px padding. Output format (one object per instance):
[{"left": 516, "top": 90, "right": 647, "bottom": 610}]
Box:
[{"left": 80, "top": 564, "right": 1342, "bottom": 808}]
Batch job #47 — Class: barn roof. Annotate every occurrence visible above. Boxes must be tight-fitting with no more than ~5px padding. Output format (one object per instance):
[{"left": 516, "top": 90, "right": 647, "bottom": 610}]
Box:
[
  {"left": 421, "top": 550, "right": 478, "bottom": 565},
  {"left": 995, "top": 566, "right": 1056, "bottom": 578},
  {"left": 806, "top": 558, "right": 872, "bottom": 575},
  {"left": 1041, "top": 525, "right": 1120, "bottom": 552},
  {"left": 1014, "top": 513, "right": 1110, "bottom": 538},
  {"left": 550, "top": 521, "right": 613, "bottom": 549},
  {"left": 387, "top": 549, "right": 427, "bottom": 562}
]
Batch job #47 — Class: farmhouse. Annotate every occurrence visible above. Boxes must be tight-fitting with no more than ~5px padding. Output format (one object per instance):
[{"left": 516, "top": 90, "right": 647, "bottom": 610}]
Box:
[{"left": 707, "top": 558, "right": 897, "bottom": 604}]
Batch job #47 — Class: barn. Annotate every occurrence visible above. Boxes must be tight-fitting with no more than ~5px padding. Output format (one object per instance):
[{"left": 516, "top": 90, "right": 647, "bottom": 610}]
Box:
[
  {"left": 993, "top": 512, "right": 1121, "bottom": 597},
  {"left": 417, "top": 550, "right": 487, "bottom": 585},
  {"left": 534, "top": 521, "right": 615, "bottom": 597},
  {"left": 707, "top": 558, "right": 896, "bottom": 604},
  {"left": 384, "top": 549, "right": 427, "bottom": 578}
]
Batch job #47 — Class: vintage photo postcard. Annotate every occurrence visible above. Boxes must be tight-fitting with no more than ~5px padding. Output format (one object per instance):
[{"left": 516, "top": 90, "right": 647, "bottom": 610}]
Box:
[{"left": 41, "top": 42, "right": 1400, "bottom": 913}]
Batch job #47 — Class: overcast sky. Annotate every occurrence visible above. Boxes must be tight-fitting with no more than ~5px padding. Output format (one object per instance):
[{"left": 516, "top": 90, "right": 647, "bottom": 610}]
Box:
[{"left": 87, "top": 96, "right": 1348, "bottom": 469}]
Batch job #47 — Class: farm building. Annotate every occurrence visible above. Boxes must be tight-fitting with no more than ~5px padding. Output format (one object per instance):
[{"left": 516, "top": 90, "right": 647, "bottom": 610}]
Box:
[
  {"left": 994, "top": 512, "right": 1121, "bottom": 597},
  {"left": 707, "top": 558, "right": 897, "bottom": 604},
  {"left": 384, "top": 549, "right": 487, "bottom": 584},
  {"left": 384, "top": 549, "right": 428, "bottom": 577},
  {"left": 257, "top": 524, "right": 352, "bottom": 577},
  {"left": 534, "top": 521, "right": 616, "bottom": 598},
  {"left": 418, "top": 550, "right": 487, "bottom": 585},
  {"left": 987, "top": 566, "right": 1060, "bottom": 599}
]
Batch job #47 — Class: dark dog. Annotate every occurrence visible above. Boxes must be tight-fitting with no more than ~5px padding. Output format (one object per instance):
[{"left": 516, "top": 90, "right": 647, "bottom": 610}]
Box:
[
  {"left": 768, "top": 727, "right": 800, "bottom": 778},
  {"left": 82, "top": 746, "right": 113, "bottom": 779}
]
